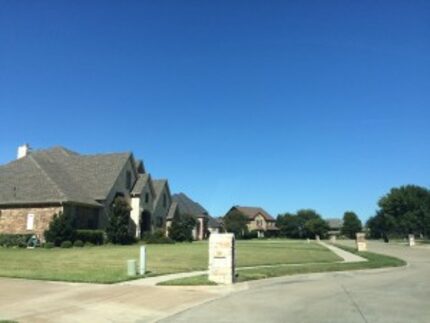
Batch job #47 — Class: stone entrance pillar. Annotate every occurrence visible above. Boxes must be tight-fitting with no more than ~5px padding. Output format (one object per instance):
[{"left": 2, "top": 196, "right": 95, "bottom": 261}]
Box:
[
  {"left": 408, "top": 234, "right": 415, "bottom": 247},
  {"left": 208, "top": 233, "right": 235, "bottom": 284},
  {"left": 330, "top": 235, "right": 337, "bottom": 243},
  {"left": 356, "top": 232, "right": 367, "bottom": 251},
  {"left": 315, "top": 235, "right": 320, "bottom": 242}
]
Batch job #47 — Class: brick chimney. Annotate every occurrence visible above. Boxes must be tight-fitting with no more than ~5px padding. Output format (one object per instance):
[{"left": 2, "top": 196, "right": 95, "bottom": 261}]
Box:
[{"left": 17, "top": 144, "right": 31, "bottom": 159}]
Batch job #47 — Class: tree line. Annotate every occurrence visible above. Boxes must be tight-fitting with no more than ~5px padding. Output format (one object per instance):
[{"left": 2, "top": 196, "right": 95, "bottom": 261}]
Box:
[{"left": 276, "top": 209, "right": 362, "bottom": 239}]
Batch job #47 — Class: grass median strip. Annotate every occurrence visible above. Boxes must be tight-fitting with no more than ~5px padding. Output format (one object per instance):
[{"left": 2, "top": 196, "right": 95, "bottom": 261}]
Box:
[{"left": 158, "top": 244, "right": 406, "bottom": 286}]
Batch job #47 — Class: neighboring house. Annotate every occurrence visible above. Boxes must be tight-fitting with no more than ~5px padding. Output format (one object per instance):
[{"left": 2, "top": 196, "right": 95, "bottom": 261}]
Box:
[
  {"left": 224, "top": 206, "right": 278, "bottom": 237},
  {"left": 0, "top": 144, "right": 174, "bottom": 240},
  {"left": 166, "top": 193, "right": 221, "bottom": 240},
  {"left": 326, "top": 218, "right": 343, "bottom": 236}
]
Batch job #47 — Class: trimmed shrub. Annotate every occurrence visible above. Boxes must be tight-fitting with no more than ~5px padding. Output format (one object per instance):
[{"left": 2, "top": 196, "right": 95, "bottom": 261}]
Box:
[
  {"left": 106, "top": 196, "right": 135, "bottom": 245},
  {"left": 44, "top": 242, "right": 55, "bottom": 249},
  {"left": 142, "top": 229, "right": 174, "bottom": 244},
  {"left": 242, "top": 230, "right": 258, "bottom": 240},
  {"left": 60, "top": 240, "right": 72, "bottom": 248},
  {"left": 44, "top": 211, "right": 76, "bottom": 246},
  {"left": 265, "top": 230, "right": 280, "bottom": 238},
  {"left": 84, "top": 242, "right": 94, "bottom": 247},
  {"left": 168, "top": 213, "right": 196, "bottom": 242},
  {"left": 73, "top": 240, "right": 84, "bottom": 247},
  {"left": 0, "top": 234, "right": 33, "bottom": 247},
  {"left": 76, "top": 230, "right": 105, "bottom": 245}
]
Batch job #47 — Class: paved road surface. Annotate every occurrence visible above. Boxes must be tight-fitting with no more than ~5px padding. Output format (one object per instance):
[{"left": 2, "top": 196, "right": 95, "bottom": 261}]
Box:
[{"left": 161, "top": 241, "right": 430, "bottom": 323}]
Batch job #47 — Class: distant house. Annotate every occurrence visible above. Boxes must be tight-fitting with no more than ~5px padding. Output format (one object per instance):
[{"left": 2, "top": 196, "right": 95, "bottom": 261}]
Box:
[
  {"left": 224, "top": 206, "right": 278, "bottom": 238},
  {"left": 0, "top": 145, "right": 176, "bottom": 240},
  {"left": 326, "top": 218, "right": 343, "bottom": 236},
  {"left": 166, "top": 193, "right": 221, "bottom": 240}
]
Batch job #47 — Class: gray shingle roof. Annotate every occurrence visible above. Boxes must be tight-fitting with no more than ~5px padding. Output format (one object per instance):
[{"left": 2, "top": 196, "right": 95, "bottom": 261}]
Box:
[
  {"left": 233, "top": 206, "right": 275, "bottom": 221},
  {"left": 131, "top": 174, "right": 150, "bottom": 196},
  {"left": 166, "top": 201, "right": 179, "bottom": 220},
  {"left": 0, "top": 146, "right": 132, "bottom": 207},
  {"left": 326, "top": 218, "right": 343, "bottom": 229},
  {"left": 152, "top": 179, "right": 167, "bottom": 198},
  {"left": 152, "top": 179, "right": 169, "bottom": 207},
  {"left": 170, "top": 193, "right": 220, "bottom": 228},
  {"left": 207, "top": 215, "right": 222, "bottom": 228},
  {"left": 172, "top": 193, "right": 208, "bottom": 216}
]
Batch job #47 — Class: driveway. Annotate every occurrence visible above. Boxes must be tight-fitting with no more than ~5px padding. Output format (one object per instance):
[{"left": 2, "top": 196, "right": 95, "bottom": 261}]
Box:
[
  {"left": 161, "top": 241, "right": 430, "bottom": 323},
  {"left": 1, "top": 241, "right": 429, "bottom": 323},
  {"left": 0, "top": 276, "right": 235, "bottom": 322}
]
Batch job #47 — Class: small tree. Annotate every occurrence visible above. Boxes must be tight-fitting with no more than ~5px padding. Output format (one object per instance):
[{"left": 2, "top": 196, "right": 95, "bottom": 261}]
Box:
[
  {"left": 44, "top": 210, "right": 76, "bottom": 246},
  {"left": 168, "top": 213, "right": 196, "bottom": 242},
  {"left": 223, "top": 209, "right": 249, "bottom": 239},
  {"left": 341, "top": 211, "right": 363, "bottom": 239},
  {"left": 106, "top": 196, "right": 134, "bottom": 245}
]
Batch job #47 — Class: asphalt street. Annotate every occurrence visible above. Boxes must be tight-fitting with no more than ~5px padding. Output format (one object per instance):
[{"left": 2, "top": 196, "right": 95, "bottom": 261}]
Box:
[{"left": 161, "top": 241, "right": 430, "bottom": 323}]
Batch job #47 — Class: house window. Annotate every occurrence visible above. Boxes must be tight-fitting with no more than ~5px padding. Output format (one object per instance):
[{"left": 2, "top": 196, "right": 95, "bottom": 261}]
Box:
[
  {"left": 126, "top": 171, "right": 132, "bottom": 190},
  {"left": 256, "top": 219, "right": 263, "bottom": 227},
  {"left": 26, "top": 214, "right": 35, "bottom": 230},
  {"left": 145, "top": 192, "right": 149, "bottom": 203}
]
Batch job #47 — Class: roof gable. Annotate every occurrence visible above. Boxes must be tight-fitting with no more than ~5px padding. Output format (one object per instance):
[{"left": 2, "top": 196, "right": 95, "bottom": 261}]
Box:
[
  {"left": 232, "top": 206, "right": 275, "bottom": 221},
  {"left": 172, "top": 193, "right": 208, "bottom": 217}
]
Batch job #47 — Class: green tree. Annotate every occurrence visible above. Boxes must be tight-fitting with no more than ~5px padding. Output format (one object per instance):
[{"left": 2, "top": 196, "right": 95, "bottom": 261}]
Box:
[
  {"left": 168, "top": 213, "right": 197, "bottom": 242},
  {"left": 223, "top": 209, "right": 249, "bottom": 238},
  {"left": 304, "top": 217, "right": 330, "bottom": 238},
  {"left": 297, "top": 209, "right": 322, "bottom": 238},
  {"left": 276, "top": 213, "right": 300, "bottom": 238},
  {"left": 106, "top": 196, "right": 134, "bottom": 245},
  {"left": 370, "top": 185, "right": 430, "bottom": 238},
  {"left": 44, "top": 210, "right": 76, "bottom": 246},
  {"left": 341, "top": 211, "right": 362, "bottom": 239},
  {"left": 277, "top": 209, "right": 327, "bottom": 238}
]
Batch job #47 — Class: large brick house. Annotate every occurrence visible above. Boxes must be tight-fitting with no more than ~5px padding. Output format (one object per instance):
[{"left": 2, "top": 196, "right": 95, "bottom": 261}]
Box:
[
  {"left": 0, "top": 145, "right": 176, "bottom": 240},
  {"left": 224, "top": 206, "right": 278, "bottom": 237}
]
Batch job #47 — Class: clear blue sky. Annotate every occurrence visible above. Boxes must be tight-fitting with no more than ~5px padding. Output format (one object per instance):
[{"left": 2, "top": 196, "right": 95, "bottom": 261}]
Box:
[{"left": 1, "top": 1, "right": 429, "bottom": 222}]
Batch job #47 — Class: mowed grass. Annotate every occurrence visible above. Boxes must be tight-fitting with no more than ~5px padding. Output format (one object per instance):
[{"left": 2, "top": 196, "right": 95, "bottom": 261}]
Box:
[
  {"left": 160, "top": 244, "right": 406, "bottom": 286},
  {"left": 0, "top": 240, "right": 339, "bottom": 283}
]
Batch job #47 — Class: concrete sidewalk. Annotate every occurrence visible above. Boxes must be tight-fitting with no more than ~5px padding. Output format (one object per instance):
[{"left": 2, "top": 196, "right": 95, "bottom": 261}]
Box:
[{"left": 318, "top": 241, "right": 367, "bottom": 262}]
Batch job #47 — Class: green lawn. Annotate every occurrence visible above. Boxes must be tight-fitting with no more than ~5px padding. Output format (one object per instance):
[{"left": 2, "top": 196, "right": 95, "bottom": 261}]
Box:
[
  {"left": 160, "top": 244, "right": 406, "bottom": 286},
  {"left": 0, "top": 240, "right": 340, "bottom": 283}
]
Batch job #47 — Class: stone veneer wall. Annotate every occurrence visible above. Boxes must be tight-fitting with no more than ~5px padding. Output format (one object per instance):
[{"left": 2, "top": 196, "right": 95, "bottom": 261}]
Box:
[{"left": 0, "top": 206, "right": 63, "bottom": 240}]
